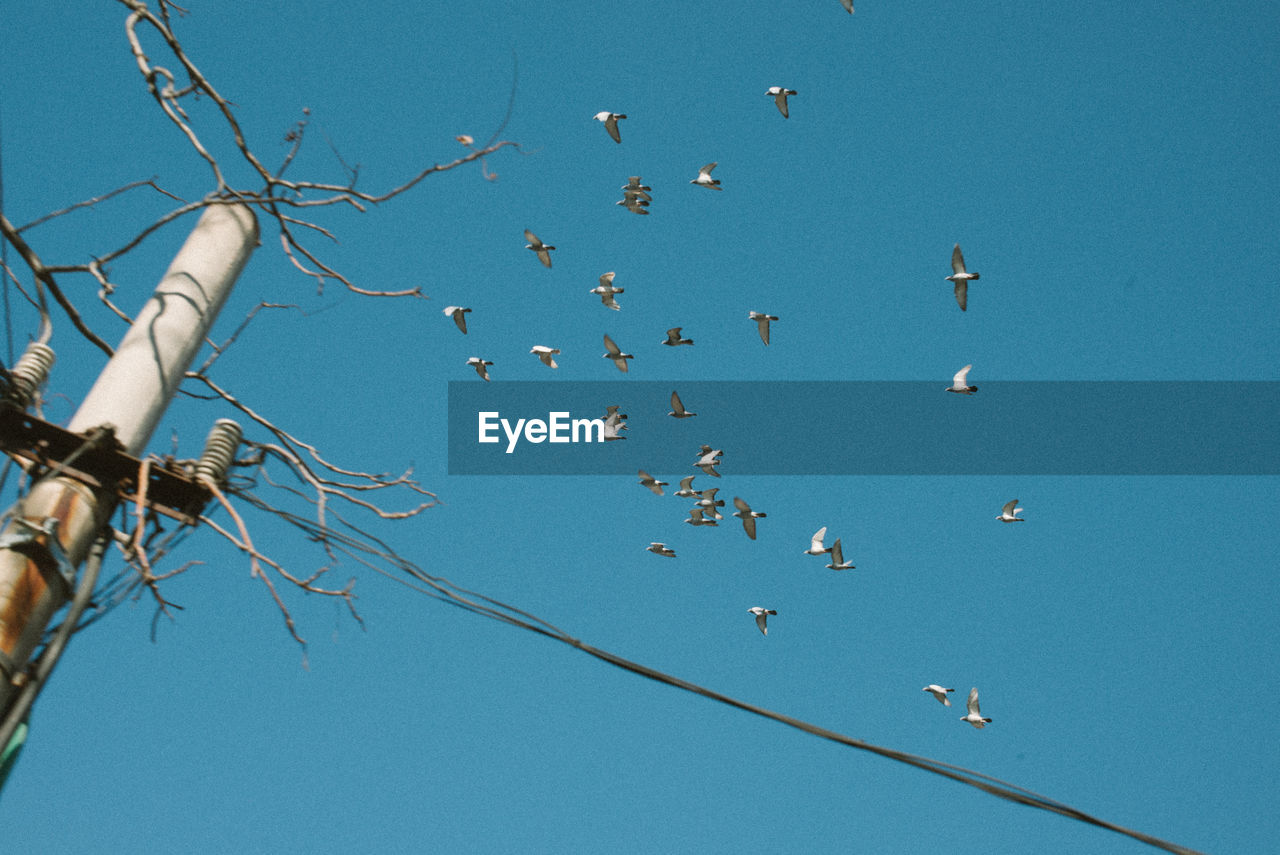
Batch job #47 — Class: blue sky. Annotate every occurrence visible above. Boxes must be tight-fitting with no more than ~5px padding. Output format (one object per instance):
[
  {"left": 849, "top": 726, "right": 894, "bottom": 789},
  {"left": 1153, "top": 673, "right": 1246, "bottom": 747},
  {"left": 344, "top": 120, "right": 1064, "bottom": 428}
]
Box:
[{"left": 2, "top": 1, "right": 1278, "bottom": 853}]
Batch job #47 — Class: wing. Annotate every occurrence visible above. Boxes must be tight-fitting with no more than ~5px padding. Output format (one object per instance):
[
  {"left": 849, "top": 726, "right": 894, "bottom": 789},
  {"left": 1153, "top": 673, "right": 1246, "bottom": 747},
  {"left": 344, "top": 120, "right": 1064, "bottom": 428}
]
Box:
[
  {"left": 603, "top": 334, "right": 620, "bottom": 356},
  {"left": 742, "top": 516, "right": 757, "bottom": 539},
  {"left": 967, "top": 687, "right": 981, "bottom": 716},
  {"left": 953, "top": 364, "right": 972, "bottom": 386},
  {"left": 733, "top": 496, "right": 751, "bottom": 513},
  {"left": 599, "top": 271, "right": 615, "bottom": 288},
  {"left": 774, "top": 92, "right": 790, "bottom": 118},
  {"left": 679, "top": 476, "right": 695, "bottom": 491},
  {"left": 671, "top": 391, "right": 685, "bottom": 414},
  {"left": 840, "top": 0, "right": 854, "bottom": 12},
  {"left": 612, "top": 355, "right": 630, "bottom": 373},
  {"left": 954, "top": 280, "right": 967, "bottom": 311},
  {"left": 810, "top": 526, "right": 828, "bottom": 549},
  {"left": 755, "top": 612, "right": 768, "bottom": 635},
  {"left": 536, "top": 248, "right": 552, "bottom": 268},
  {"left": 665, "top": 327, "right": 682, "bottom": 343},
  {"left": 524, "top": 229, "right": 540, "bottom": 247},
  {"left": 951, "top": 243, "right": 967, "bottom": 275},
  {"left": 755, "top": 316, "right": 771, "bottom": 345},
  {"left": 700, "top": 162, "right": 718, "bottom": 176},
  {"left": 605, "top": 116, "right": 622, "bottom": 144},
  {"left": 829, "top": 538, "right": 843, "bottom": 564},
  {"left": 1001, "top": 499, "right": 1019, "bottom": 516}
]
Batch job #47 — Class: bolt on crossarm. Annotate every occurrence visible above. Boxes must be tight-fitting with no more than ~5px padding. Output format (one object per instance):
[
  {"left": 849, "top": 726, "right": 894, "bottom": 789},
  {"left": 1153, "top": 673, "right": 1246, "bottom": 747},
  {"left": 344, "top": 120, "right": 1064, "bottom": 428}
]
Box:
[{"left": 0, "top": 202, "right": 258, "bottom": 714}]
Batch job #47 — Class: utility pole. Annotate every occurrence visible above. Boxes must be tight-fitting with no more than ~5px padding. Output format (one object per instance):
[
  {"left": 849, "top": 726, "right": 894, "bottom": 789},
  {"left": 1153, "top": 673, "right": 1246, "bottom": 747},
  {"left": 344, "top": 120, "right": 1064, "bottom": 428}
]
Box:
[{"left": 0, "top": 202, "right": 258, "bottom": 718}]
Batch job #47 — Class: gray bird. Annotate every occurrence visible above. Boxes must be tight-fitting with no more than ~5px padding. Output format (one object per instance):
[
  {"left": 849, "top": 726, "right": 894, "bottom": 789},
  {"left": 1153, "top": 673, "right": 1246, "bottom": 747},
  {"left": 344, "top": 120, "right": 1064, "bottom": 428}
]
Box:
[
  {"left": 733, "top": 496, "right": 767, "bottom": 540},
  {"left": 766, "top": 86, "right": 798, "bottom": 118},
  {"left": 646, "top": 542, "right": 677, "bottom": 558},
  {"left": 443, "top": 306, "right": 472, "bottom": 334},
  {"left": 839, "top": 0, "right": 854, "bottom": 13},
  {"left": 593, "top": 111, "right": 627, "bottom": 144},
  {"left": 638, "top": 469, "right": 668, "bottom": 496},
  {"left": 748, "top": 606, "right": 777, "bottom": 636},
  {"left": 749, "top": 311, "right": 778, "bottom": 345},
  {"left": 466, "top": 357, "right": 492, "bottom": 381},
  {"left": 945, "top": 243, "right": 980, "bottom": 311},
  {"left": 685, "top": 507, "right": 719, "bottom": 527},
  {"left": 524, "top": 230, "right": 556, "bottom": 268},
  {"left": 825, "top": 538, "right": 855, "bottom": 570},
  {"left": 663, "top": 327, "right": 694, "bottom": 346},
  {"left": 669, "top": 390, "right": 696, "bottom": 418},
  {"left": 530, "top": 346, "right": 561, "bottom": 369},
  {"left": 694, "top": 446, "right": 723, "bottom": 477},
  {"left": 602, "top": 334, "right": 634, "bottom": 373},
  {"left": 690, "top": 162, "right": 722, "bottom": 190},
  {"left": 621, "top": 177, "right": 652, "bottom": 199},
  {"left": 695, "top": 487, "right": 725, "bottom": 520},
  {"left": 674, "top": 475, "right": 699, "bottom": 498}
]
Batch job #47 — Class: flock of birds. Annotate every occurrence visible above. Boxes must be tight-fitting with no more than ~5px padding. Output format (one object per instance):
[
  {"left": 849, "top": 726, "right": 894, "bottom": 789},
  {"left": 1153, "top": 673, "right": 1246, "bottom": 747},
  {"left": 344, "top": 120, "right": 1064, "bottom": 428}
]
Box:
[{"left": 441, "top": 1, "right": 1025, "bottom": 728}]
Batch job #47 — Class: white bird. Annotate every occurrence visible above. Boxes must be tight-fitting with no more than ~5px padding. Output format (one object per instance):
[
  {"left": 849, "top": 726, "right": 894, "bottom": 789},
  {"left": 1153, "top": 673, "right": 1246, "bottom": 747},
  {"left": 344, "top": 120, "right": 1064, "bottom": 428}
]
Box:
[
  {"left": 825, "top": 538, "right": 855, "bottom": 570},
  {"left": 839, "top": 0, "right": 854, "bottom": 13},
  {"left": 690, "top": 162, "right": 722, "bottom": 190},
  {"left": 733, "top": 496, "right": 767, "bottom": 540},
  {"left": 443, "top": 306, "right": 472, "bottom": 334},
  {"left": 997, "top": 499, "right": 1025, "bottom": 522},
  {"left": 945, "top": 243, "right": 981, "bottom": 311},
  {"left": 923, "top": 685, "right": 955, "bottom": 706},
  {"left": 593, "top": 111, "right": 627, "bottom": 144},
  {"left": 804, "top": 526, "right": 834, "bottom": 556},
  {"left": 602, "top": 415, "right": 628, "bottom": 442},
  {"left": 647, "top": 542, "right": 677, "bottom": 558},
  {"left": 466, "top": 357, "right": 492, "bottom": 381},
  {"left": 638, "top": 469, "right": 668, "bottom": 496},
  {"left": 695, "top": 487, "right": 725, "bottom": 520},
  {"left": 766, "top": 86, "right": 798, "bottom": 118},
  {"left": 669, "top": 390, "right": 696, "bottom": 418},
  {"left": 621, "top": 177, "right": 652, "bottom": 199},
  {"left": 685, "top": 507, "right": 719, "bottom": 527},
  {"left": 591, "top": 272, "right": 624, "bottom": 310},
  {"left": 749, "top": 311, "right": 778, "bottom": 345},
  {"left": 602, "top": 334, "right": 634, "bottom": 373},
  {"left": 947, "top": 364, "right": 978, "bottom": 394},
  {"left": 662, "top": 327, "right": 694, "bottom": 346},
  {"left": 694, "top": 446, "right": 723, "bottom": 477},
  {"left": 748, "top": 606, "right": 777, "bottom": 636},
  {"left": 524, "top": 230, "right": 556, "bottom": 268},
  {"left": 961, "top": 687, "right": 993, "bottom": 728},
  {"left": 674, "top": 475, "right": 699, "bottom": 498},
  {"left": 530, "top": 345, "right": 561, "bottom": 369}
]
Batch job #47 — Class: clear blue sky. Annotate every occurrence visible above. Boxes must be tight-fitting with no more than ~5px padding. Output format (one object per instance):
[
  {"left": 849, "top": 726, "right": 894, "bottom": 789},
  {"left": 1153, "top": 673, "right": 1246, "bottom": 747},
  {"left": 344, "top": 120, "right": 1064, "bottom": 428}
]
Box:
[{"left": 2, "top": 1, "right": 1277, "bottom": 852}]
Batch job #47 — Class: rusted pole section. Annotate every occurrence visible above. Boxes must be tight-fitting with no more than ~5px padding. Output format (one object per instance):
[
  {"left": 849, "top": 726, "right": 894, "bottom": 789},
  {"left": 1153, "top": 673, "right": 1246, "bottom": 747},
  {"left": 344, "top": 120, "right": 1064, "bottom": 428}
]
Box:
[{"left": 0, "top": 203, "right": 257, "bottom": 710}]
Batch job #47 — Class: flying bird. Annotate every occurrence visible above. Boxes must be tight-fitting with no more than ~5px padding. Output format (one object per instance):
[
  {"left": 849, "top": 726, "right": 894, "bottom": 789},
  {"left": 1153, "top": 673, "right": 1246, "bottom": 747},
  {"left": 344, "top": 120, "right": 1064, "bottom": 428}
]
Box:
[
  {"left": 766, "top": 86, "right": 798, "bottom": 118},
  {"left": 638, "top": 469, "right": 668, "bottom": 496},
  {"left": 733, "top": 496, "right": 767, "bottom": 540},
  {"left": 695, "top": 487, "right": 725, "bottom": 520},
  {"left": 694, "top": 446, "right": 723, "bottom": 477},
  {"left": 825, "top": 538, "right": 855, "bottom": 570},
  {"left": 621, "top": 177, "right": 652, "bottom": 199},
  {"left": 466, "top": 357, "right": 492, "bottom": 381},
  {"left": 591, "top": 272, "right": 624, "bottom": 310},
  {"left": 804, "top": 526, "right": 834, "bottom": 556},
  {"left": 668, "top": 390, "right": 696, "bottom": 418},
  {"left": 839, "top": 0, "right": 854, "bottom": 12},
  {"left": 662, "top": 327, "right": 694, "bottom": 346},
  {"left": 947, "top": 364, "right": 978, "bottom": 394},
  {"left": 602, "top": 415, "right": 628, "bottom": 441},
  {"left": 524, "top": 230, "right": 556, "bottom": 268},
  {"left": 685, "top": 507, "right": 719, "bottom": 527},
  {"left": 443, "top": 306, "right": 472, "bottom": 334},
  {"left": 945, "top": 243, "right": 981, "bottom": 311},
  {"left": 748, "top": 607, "right": 777, "bottom": 636},
  {"left": 602, "top": 334, "right": 634, "bottom": 373},
  {"left": 690, "top": 162, "right": 722, "bottom": 190},
  {"left": 646, "top": 542, "right": 677, "bottom": 558},
  {"left": 530, "top": 346, "right": 561, "bottom": 369},
  {"left": 961, "top": 687, "right": 993, "bottom": 729},
  {"left": 593, "top": 111, "right": 627, "bottom": 144},
  {"left": 923, "top": 685, "right": 956, "bottom": 706},
  {"left": 749, "top": 311, "right": 778, "bottom": 345},
  {"left": 997, "top": 499, "right": 1025, "bottom": 522},
  {"left": 674, "top": 475, "right": 699, "bottom": 498}
]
